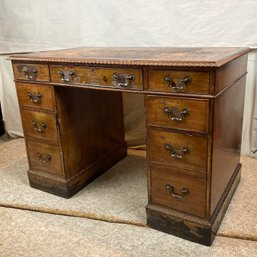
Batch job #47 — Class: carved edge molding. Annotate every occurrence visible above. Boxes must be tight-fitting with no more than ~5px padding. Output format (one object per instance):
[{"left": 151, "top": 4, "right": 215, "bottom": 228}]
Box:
[{"left": 9, "top": 57, "right": 220, "bottom": 67}]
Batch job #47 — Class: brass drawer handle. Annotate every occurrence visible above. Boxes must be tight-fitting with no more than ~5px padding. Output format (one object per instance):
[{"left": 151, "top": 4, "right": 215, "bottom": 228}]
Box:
[
  {"left": 112, "top": 73, "right": 135, "bottom": 87},
  {"left": 27, "top": 92, "right": 42, "bottom": 103},
  {"left": 164, "top": 75, "right": 192, "bottom": 91},
  {"left": 36, "top": 152, "right": 52, "bottom": 164},
  {"left": 32, "top": 120, "right": 47, "bottom": 133},
  {"left": 22, "top": 66, "right": 38, "bottom": 80},
  {"left": 166, "top": 184, "right": 190, "bottom": 199},
  {"left": 57, "top": 69, "right": 75, "bottom": 82},
  {"left": 163, "top": 107, "right": 189, "bottom": 121},
  {"left": 165, "top": 144, "right": 189, "bottom": 159}
]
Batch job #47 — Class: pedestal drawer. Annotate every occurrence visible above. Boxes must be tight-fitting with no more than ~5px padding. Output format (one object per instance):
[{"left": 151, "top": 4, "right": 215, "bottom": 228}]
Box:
[
  {"left": 16, "top": 83, "right": 55, "bottom": 111},
  {"left": 13, "top": 63, "right": 50, "bottom": 82},
  {"left": 27, "top": 140, "right": 63, "bottom": 176},
  {"left": 148, "top": 69, "right": 210, "bottom": 94},
  {"left": 147, "top": 96, "right": 209, "bottom": 133},
  {"left": 150, "top": 165, "right": 206, "bottom": 217},
  {"left": 149, "top": 128, "right": 208, "bottom": 173},
  {"left": 50, "top": 65, "right": 143, "bottom": 90},
  {"left": 21, "top": 110, "right": 59, "bottom": 143}
]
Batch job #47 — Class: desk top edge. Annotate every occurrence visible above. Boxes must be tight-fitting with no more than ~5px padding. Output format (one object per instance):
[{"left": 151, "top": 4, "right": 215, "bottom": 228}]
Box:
[{"left": 9, "top": 47, "right": 251, "bottom": 67}]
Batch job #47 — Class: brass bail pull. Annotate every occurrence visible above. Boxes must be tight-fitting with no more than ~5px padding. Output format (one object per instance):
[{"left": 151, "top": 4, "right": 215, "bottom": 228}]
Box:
[
  {"left": 32, "top": 120, "right": 47, "bottom": 133},
  {"left": 27, "top": 92, "right": 42, "bottom": 103},
  {"left": 166, "top": 184, "right": 190, "bottom": 199},
  {"left": 57, "top": 69, "right": 75, "bottom": 82},
  {"left": 163, "top": 107, "right": 189, "bottom": 121},
  {"left": 164, "top": 75, "right": 192, "bottom": 91},
  {"left": 164, "top": 144, "right": 189, "bottom": 159},
  {"left": 36, "top": 152, "right": 52, "bottom": 164},
  {"left": 112, "top": 73, "right": 135, "bottom": 87},
  {"left": 22, "top": 66, "right": 38, "bottom": 80}
]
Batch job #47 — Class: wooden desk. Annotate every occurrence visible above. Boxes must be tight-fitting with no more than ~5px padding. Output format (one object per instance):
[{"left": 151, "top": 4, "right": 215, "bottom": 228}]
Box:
[{"left": 10, "top": 47, "right": 250, "bottom": 245}]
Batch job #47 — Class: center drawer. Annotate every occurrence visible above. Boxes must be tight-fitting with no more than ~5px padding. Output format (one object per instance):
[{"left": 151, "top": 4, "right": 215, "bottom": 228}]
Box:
[
  {"left": 149, "top": 128, "right": 208, "bottom": 173},
  {"left": 147, "top": 96, "right": 209, "bottom": 133},
  {"left": 50, "top": 65, "right": 143, "bottom": 90}
]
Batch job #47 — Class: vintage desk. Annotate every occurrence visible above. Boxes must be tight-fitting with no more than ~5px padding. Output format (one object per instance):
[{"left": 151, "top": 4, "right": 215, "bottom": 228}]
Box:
[{"left": 10, "top": 47, "right": 250, "bottom": 245}]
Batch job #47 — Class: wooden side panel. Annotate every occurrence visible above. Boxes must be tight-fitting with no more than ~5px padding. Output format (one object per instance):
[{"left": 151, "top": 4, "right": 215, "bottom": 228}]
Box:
[
  {"left": 55, "top": 87, "right": 127, "bottom": 178},
  {"left": 211, "top": 76, "right": 246, "bottom": 215},
  {"left": 215, "top": 55, "right": 248, "bottom": 94}
]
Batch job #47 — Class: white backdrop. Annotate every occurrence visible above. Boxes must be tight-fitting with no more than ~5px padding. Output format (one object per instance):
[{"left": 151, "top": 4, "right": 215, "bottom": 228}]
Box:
[{"left": 0, "top": 0, "right": 257, "bottom": 153}]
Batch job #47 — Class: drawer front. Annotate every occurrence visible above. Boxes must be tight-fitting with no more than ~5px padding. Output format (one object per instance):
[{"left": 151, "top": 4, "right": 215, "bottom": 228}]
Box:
[
  {"left": 16, "top": 82, "right": 55, "bottom": 111},
  {"left": 27, "top": 140, "right": 63, "bottom": 176},
  {"left": 21, "top": 110, "right": 58, "bottom": 143},
  {"left": 150, "top": 165, "right": 206, "bottom": 217},
  {"left": 50, "top": 65, "right": 143, "bottom": 90},
  {"left": 148, "top": 70, "right": 210, "bottom": 94},
  {"left": 149, "top": 129, "right": 208, "bottom": 173},
  {"left": 13, "top": 63, "right": 50, "bottom": 82},
  {"left": 147, "top": 96, "right": 209, "bottom": 133}
]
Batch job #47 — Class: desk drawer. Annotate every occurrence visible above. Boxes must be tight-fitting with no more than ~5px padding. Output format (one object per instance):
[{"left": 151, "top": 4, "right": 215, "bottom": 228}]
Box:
[
  {"left": 149, "top": 128, "right": 208, "bottom": 173},
  {"left": 148, "top": 69, "right": 210, "bottom": 94},
  {"left": 27, "top": 140, "right": 63, "bottom": 176},
  {"left": 21, "top": 110, "right": 59, "bottom": 143},
  {"left": 50, "top": 65, "right": 143, "bottom": 90},
  {"left": 150, "top": 165, "right": 206, "bottom": 217},
  {"left": 147, "top": 96, "right": 209, "bottom": 133},
  {"left": 16, "top": 83, "right": 55, "bottom": 111},
  {"left": 13, "top": 63, "right": 50, "bottom": 82}
]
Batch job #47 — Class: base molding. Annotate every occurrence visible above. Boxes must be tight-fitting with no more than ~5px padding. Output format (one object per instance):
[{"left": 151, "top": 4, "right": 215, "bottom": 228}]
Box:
[
  {"left": 28, "top": 143, "right": 127, "bottom": 198},
  {"left": 146, "top": 163, "right": 241, "bottom": 246}
]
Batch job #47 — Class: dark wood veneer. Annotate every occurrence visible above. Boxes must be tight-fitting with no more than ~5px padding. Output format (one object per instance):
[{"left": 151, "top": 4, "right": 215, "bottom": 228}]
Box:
[{"left": 10, "top": 47, "right": 250, "bottom": 245}]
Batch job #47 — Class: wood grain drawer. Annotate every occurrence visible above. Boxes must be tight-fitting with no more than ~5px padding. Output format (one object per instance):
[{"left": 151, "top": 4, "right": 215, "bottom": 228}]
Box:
[
  {"left": 147, "top": 96, "right": 209, "bottom": 133},
  {"left": 50, "top": 65, "right": 143, "bottom": 90},
  {"left": 13, "top": 63, "right": 50, "bottom": 82},
  {"left": 16, "top": 82, "right": 55, "bottom": 111},
  {"left": 21, "top": 110, "right": 59, "bottom": 143},
  {"left": 150, "top": 165, "right": 206, "bottom": 217},
  {"left": 149, "top": 128, "right": 208, "bottom": 173},
  {"left": 148, "top": 69, "right": 210, "bottom": 94},
  {"left": 27, "top": 140, "right": 63, "bottom": 176}
]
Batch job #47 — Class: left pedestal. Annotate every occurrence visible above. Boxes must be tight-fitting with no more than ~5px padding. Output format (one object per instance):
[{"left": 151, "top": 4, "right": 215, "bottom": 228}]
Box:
[{"left": 15, "top": 75, "right": 127, "bottom": 198}]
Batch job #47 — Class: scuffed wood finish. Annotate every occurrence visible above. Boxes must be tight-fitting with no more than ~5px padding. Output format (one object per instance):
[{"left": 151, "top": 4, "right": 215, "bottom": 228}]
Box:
[
  {"left": 50, "top": 65, "right": 143, "bottom": 90},
  {"left": 148, "top": 70, "right": 210, "bottom": 94},
  {"left": 16, "top": 82, "right": 55, "bottom": 111},
  {"left": 149, "top": 128, "right": 208, "bottom": 173},
  {"left": 11, "top": 47, "right": 250, "bottom": 246},
  {"left": 210, "top": 77, "right": 246, "bottom": 215},
  {"left": 10, "top": 47, "right": 250, "bottom": 67},
  {"left": 27, "top": 140, "right": 64, "bottom": 176},
  {"left": 147, "top": 96, "right": 209, "bottom": 133},
  {"left": 12, "top": 63, "right": 50, "bottom": 82},
  {"left": 20, "top": 109, "right": 59, "bottom": 143},
  {"left": 150, "top": 165, "right": 206, "bottom": 217}
]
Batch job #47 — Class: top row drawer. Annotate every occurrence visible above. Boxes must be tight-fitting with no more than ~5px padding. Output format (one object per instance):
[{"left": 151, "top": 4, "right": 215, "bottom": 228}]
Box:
[{"left": 12, "top": 63, "right": 211, "bottom": 94}]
